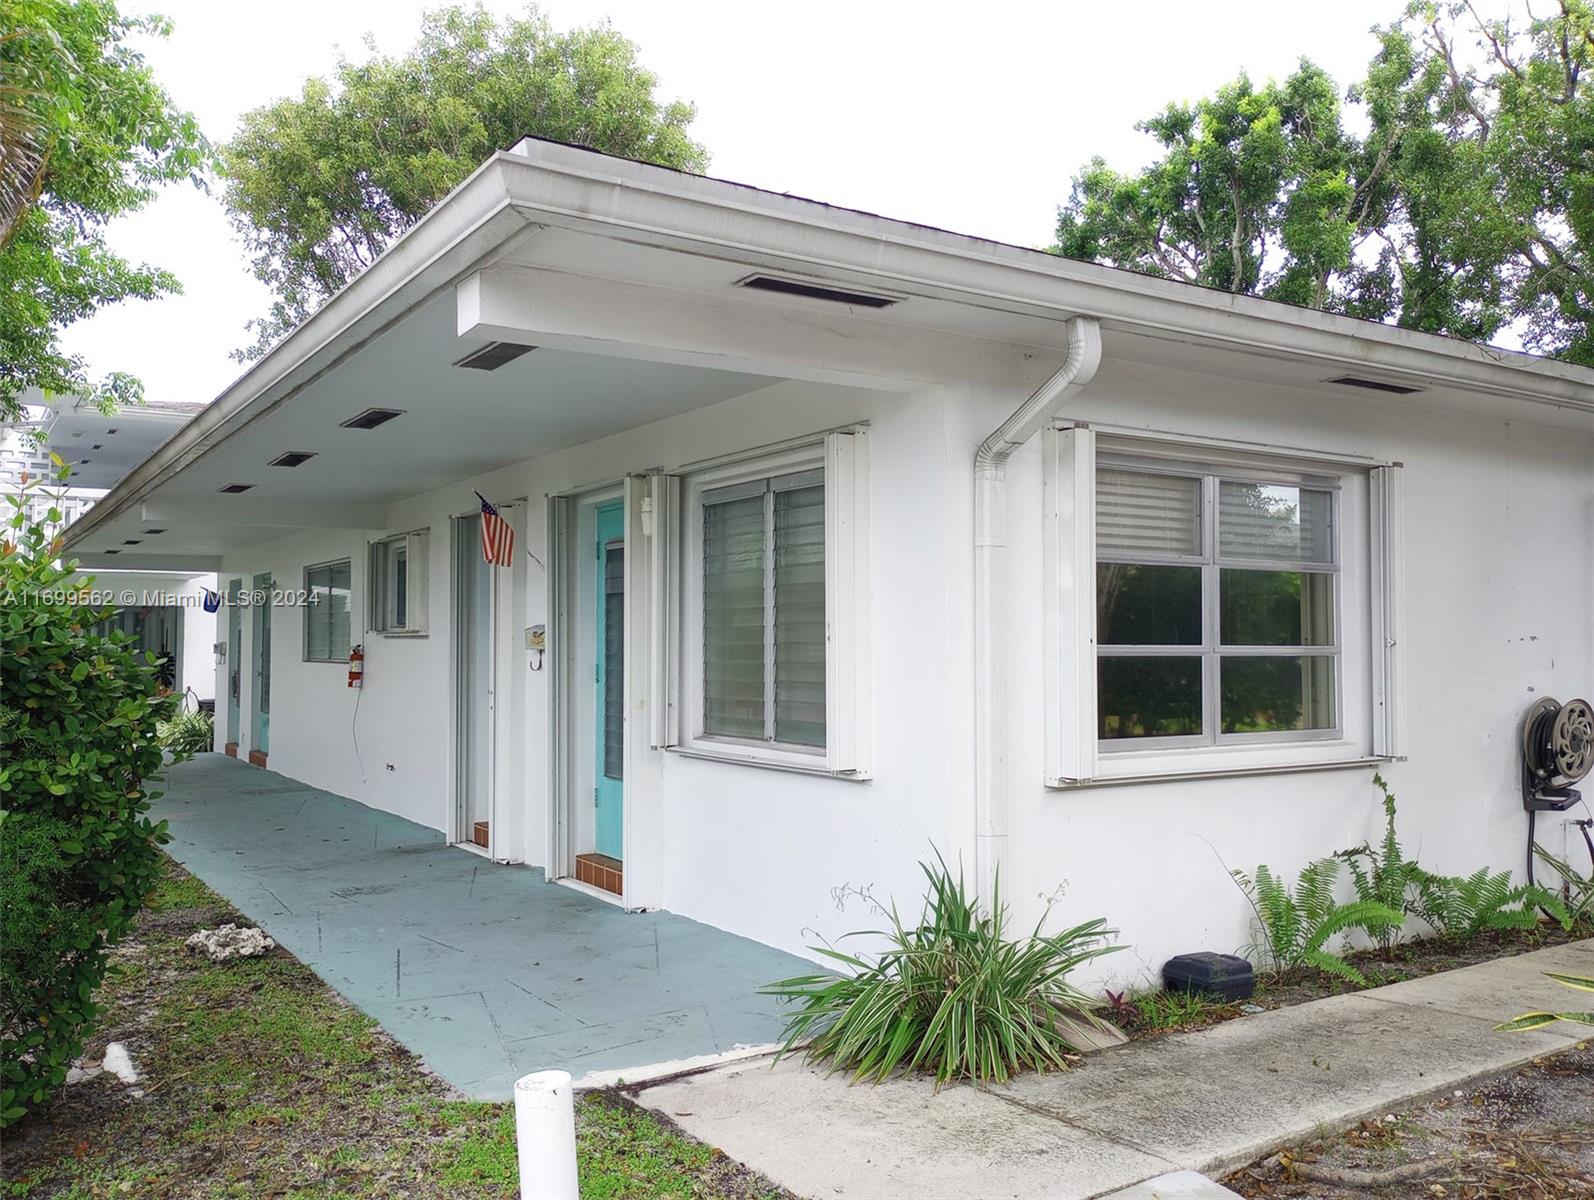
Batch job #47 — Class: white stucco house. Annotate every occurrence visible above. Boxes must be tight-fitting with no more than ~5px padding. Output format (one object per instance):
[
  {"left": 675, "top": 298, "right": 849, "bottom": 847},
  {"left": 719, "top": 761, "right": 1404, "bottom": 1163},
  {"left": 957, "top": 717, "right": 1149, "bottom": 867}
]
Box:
[{"left": 61, "top": 138, "right": 1594, "bottom": 984}]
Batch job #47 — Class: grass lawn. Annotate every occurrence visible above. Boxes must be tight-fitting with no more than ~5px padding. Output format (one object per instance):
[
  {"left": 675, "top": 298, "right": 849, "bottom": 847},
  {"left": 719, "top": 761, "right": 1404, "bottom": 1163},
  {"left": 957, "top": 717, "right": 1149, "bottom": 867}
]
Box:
[{"left": 1, "top": 858, "right": 791, "bottom": 1200}]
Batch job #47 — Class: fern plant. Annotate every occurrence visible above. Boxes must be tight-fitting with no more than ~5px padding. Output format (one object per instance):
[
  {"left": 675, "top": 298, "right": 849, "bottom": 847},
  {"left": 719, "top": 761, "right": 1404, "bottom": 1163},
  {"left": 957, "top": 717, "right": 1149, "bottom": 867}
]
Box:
[
  {"left": 1333, "top": 774, "right": 1424, "bottom": 951},
  {"left": 1415, "top": 867, "right": 1569, "bottom": 940},
  {"left": 763, "top": 854, "right": 1119, "bottom": 1087},
  {"left": 1231, "top": 858, "right": 1403, "bottom": 986}
]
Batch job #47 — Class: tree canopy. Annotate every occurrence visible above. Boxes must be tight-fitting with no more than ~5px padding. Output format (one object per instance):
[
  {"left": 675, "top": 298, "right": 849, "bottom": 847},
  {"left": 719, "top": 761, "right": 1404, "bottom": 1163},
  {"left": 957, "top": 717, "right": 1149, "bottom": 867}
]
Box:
[
  {"left": 222, "top": 3, "right": 708, "bottom": 360},
  {"left": 0, "top": 0, "right": 208, "bottom": 425},
  {"left": 1054, "top": 1, "right": 1594, "bottom": 363}
]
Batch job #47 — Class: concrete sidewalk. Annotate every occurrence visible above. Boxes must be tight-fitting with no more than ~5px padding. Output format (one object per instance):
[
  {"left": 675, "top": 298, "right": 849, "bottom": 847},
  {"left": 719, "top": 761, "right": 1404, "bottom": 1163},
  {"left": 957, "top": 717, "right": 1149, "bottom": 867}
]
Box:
[
  {"left": 632, "top": 938, "right": 1594, "bottom": 1200},
  {"left": 153, "top": 755, "right": 812, "bottom": 1098}
]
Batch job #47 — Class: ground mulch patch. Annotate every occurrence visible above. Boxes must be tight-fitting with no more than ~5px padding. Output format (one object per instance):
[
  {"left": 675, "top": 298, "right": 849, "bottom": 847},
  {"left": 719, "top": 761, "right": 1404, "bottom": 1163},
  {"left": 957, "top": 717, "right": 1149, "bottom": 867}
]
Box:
[
  {"left": 1107, "top": 923, "right": 1590, "bottom": 1042},
  {"left": 1223, "top": 1043, "right": 1594, "bottom": 1198},
  {"left": 0, "top": 858, "right": 792, "bottom": 1200}
]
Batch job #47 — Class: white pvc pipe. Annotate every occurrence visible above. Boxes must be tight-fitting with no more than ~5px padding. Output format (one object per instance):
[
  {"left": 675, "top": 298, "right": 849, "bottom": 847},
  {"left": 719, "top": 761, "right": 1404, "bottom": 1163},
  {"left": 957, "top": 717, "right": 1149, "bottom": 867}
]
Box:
[
  {"left": 973, "top": 317, "right": 1101, "bottom": 908},
  {"left": 514, "top": 1069, "right": 579, "bottom": 1200}
]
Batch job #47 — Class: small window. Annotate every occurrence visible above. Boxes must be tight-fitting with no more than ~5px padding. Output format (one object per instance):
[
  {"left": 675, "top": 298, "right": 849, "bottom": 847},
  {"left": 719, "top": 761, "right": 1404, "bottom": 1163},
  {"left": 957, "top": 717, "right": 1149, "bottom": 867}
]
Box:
[
  {"left": 303, "top": 559, "right": 352, "bottom": 661},
  {"left": 701, "top": 468, "right": 826, "bottom": 750},
  {"left": 369, "top": 530, "right": 429, "bottom": 635},
  {"left": 1095, "top": 463, "right": 1341, "bottom": 747},
  {"left": 677, "top": 430, "right": 870, "bottom": 775}
]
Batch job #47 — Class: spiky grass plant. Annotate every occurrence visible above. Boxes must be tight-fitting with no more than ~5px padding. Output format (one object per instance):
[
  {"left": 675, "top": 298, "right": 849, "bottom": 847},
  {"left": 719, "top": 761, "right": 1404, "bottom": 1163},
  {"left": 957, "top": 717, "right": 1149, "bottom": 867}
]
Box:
[
  {"left": 763, "top": 857, "right": 1118, "bottom": 1088},
  {"left": 1533, "top": 843, "right": 1594, "bottom": 931},
  {"left": 1496, "top": 972, "right": 1594, "bottom": 1032},
  {"left": 1231, "top": 858, "right": 1403, "bottom": 986}
]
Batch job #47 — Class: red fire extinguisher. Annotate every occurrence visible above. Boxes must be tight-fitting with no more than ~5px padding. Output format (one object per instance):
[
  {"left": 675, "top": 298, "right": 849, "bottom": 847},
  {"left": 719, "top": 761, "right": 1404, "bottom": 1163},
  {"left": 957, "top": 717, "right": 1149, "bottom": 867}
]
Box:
[{"left": 347, "top": 644, "right": 364, "bottom": 689}]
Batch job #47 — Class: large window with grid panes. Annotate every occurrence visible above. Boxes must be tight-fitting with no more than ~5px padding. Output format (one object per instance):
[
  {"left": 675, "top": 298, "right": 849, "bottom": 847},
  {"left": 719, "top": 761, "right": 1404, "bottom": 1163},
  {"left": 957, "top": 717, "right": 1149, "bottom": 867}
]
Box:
[{"left": 1044, "top": 425, "right": 1404, "bottom": 785}]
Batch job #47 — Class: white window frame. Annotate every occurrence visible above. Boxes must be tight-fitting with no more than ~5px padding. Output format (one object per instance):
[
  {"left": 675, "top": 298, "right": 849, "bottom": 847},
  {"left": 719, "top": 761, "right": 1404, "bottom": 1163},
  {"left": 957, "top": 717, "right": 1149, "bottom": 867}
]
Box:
[
  {"left": 367, "top": 529, "right": 430, "bottom": 636},
  {"left": 1045, "top": 423, "right": 1403, "bottom": 786},
  {"left": 674, "top": 430, "right": 870, "bottom": 777},
  {"left": 302, "top": 557, "right": 353, "bottom": 662}
]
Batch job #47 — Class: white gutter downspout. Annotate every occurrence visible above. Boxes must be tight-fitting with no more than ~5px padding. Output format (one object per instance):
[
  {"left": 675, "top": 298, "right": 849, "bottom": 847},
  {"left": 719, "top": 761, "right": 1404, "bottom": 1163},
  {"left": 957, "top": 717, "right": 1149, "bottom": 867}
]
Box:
[{"left": 974, "top": 316, "right": 1102, "bottom": 908}]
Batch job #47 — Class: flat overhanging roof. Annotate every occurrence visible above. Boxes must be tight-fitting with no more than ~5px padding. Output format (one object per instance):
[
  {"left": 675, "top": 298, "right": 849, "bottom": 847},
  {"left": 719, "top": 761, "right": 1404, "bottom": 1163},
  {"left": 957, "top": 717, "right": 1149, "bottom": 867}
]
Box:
[{"left": 62, "top": 137, "right": 1594, "bottom": 569}]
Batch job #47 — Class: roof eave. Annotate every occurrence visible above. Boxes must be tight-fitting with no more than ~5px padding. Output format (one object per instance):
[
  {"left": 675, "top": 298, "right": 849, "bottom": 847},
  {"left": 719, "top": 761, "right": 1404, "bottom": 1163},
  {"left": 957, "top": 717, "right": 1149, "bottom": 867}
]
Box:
[{"left": 61, "top": 154, "right": 531, "bottom": 551}]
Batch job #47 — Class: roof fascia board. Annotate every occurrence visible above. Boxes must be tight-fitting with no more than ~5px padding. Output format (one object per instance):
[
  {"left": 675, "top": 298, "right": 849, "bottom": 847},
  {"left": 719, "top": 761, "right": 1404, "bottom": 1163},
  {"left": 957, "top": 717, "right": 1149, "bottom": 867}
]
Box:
[
  {"left": 496, "top": 147, "right": 1594, "bottom": 416},
  {"left": 61, "top": 155, "right": 536, "bottom": 551}
]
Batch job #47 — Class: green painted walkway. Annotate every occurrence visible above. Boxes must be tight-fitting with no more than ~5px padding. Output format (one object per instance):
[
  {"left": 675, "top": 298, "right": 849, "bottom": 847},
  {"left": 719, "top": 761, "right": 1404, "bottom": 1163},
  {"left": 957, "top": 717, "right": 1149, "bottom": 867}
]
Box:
[{"left": 153, "top": 754, "right": 810, "bottom": 1099}]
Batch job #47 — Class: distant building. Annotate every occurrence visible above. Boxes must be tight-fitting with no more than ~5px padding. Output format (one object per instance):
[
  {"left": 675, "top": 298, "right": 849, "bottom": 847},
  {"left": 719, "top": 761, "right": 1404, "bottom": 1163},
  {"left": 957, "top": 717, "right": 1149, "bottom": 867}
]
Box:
[{"left": 5, "top": 390, "right": 217, "bottom": 703}]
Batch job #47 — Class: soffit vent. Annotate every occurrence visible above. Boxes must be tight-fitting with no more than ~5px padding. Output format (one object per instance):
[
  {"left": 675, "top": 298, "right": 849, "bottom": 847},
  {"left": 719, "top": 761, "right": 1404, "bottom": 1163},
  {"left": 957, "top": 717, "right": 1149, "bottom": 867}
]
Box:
[
  {"left": 143, "top": 528, "right": 166, "bottom": 535},
  {"left": 270, "top": 451, "right": 318, "bottom": 468},
  {"left": 102, "top": 549, "right": 120, "bottom": 555},
  {"left": 454, "top": 342, "right": 537, "bottom": 371},
  {"left": 1327, "top": 375, "right": 1423, "bottom": 396},
  {"left": 736, "top": 274, "right": 898, "bottom": 308},
  {"left": 122, "top": 539, "right": 142, "bottom": 545},
  {"left": 218, "top": 483, "right": 255, "bottom": 494},
  {"left": 339, "top": 407, "right": 405, "bottom": 431}
]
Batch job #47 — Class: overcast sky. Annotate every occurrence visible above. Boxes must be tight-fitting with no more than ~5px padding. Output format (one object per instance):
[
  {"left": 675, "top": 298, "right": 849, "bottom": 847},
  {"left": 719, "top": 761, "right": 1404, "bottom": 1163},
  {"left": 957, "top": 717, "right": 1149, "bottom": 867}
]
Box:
[{"left": 64, "top": 0, "right": 1400, "bottom": 408}]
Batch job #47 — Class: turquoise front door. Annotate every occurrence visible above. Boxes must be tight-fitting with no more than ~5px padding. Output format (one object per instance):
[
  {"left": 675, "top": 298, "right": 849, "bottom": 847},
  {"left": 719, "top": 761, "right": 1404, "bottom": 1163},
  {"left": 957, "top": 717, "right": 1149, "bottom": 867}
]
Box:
[{"left": 594, "top": 502, "right": 624, "bottom": 860}]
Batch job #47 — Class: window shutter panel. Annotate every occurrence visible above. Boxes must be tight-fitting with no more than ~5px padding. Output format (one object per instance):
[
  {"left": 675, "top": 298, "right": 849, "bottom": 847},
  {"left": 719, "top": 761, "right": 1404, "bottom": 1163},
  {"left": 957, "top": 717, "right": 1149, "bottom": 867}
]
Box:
[
  {"left": 328, "top": 561, "right": 352, "bottom": 660},
  {"left": 1370, "top": 464, "right": 1406, "bottom": 758},
  {"left": 824, "top": 428, "right": 869, "bottom": 775},
  {"left": 1045, "top": 426, "right": 1098, "bottom": 784},
  {"left": 1096, "top": 468, "right": 1200, "bottom": 556},
  {"left": 773, "top": 482, "right": 826, "bottom": 747},
  {"left": 406, "top": 530, "right": 429, "bottom": 633},
  {"left": 702, "top": 490, "right": 767, "bottom": 740},
  {"left": 648, "top": 472, "right": 681, "bottom": 749}
]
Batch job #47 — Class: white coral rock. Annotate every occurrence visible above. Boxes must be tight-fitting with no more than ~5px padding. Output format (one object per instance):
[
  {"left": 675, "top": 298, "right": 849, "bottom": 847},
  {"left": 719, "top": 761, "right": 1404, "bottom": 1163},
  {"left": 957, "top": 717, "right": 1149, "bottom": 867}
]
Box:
[{"left": 184, "top": 923, "right": 276, "bottom": 962}]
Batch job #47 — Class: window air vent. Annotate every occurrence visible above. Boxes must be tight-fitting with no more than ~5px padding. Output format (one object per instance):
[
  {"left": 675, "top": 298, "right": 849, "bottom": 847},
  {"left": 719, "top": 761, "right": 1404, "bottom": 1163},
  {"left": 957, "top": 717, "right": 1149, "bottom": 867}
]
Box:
[
  {"left": 339, "top": 407, "right": 405, "bottom": 431},
  {"left": 218, "top": 483, "right": 255, "bottom": 494},
  {"left": 270, "top": 451, "right": 318, "bottom": 468},
  {"left": 1327, "top": 375, "right": 1423, "bottom": 396},
  {"left": 454, "top": 341, "right": 537, "bottom": 371},
  {"left": 736, "top": 274, "right": 897, "bottom": 308},
  {"left": 143, "top": 528, "right": 166, "bottom": 535}
]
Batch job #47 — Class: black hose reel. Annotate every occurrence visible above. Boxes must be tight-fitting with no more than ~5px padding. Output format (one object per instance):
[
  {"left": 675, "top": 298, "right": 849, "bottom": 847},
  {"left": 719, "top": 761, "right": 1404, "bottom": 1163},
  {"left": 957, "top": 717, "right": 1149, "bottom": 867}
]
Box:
[{"left": 1521, "top": 696, "right": 1594, "bottom": 812}]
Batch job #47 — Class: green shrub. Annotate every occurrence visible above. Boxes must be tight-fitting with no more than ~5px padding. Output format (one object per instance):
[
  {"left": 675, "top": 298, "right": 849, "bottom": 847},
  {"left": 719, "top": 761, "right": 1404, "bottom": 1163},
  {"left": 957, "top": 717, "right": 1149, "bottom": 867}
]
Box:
[
  {"left": 1415, "top": 867, "right": 1568, "bottom": 940},
  {"left": 763, "top": 855, "right": 1118, "bottom": 1087},
  {"left": 1231, "top": 858, "right": 1403, "bottom": 986},
  {"left": 1, "top": 463, "right": 180, "bottom": 1125},
  {"left": 1334, "top": 774, "right": 1425, "bottom": 950},
  {"left": 159, "top": 707, "right": 214, "bottom": 757}
]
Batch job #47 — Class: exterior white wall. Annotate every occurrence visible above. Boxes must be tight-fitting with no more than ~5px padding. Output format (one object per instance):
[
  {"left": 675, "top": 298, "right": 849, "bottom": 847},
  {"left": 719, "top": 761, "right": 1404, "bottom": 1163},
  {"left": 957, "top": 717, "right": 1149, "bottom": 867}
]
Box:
[
  {"left": 210, "top": 347, "right": 1594, "bottom": 991},
  {"left": 981, "top": 357, "right": 1594, "bottom": 988}
]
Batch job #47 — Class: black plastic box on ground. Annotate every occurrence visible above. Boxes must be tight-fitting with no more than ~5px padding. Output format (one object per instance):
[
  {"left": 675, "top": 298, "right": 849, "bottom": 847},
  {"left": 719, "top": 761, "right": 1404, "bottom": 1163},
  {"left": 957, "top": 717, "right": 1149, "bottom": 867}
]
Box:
[{"left": 1162, "top": 952, "right": 1254, "bottom": 1001}]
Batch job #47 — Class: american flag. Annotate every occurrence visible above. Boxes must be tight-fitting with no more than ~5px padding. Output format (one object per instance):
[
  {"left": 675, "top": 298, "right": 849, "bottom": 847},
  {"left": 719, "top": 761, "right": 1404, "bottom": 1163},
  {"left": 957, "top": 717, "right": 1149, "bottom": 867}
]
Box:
[{"left": 476, "top": 493, "right": 515, "bottom": 567}]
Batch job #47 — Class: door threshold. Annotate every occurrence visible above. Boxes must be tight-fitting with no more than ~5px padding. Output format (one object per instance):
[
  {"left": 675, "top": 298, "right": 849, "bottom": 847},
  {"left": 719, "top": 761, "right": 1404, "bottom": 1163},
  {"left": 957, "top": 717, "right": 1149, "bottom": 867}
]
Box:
[
  {"left": 452, "top": 841, "right": 493, "bottom": 860},
  {"left": 556, "top": 875, "right": 626, "bottom": 907}
]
